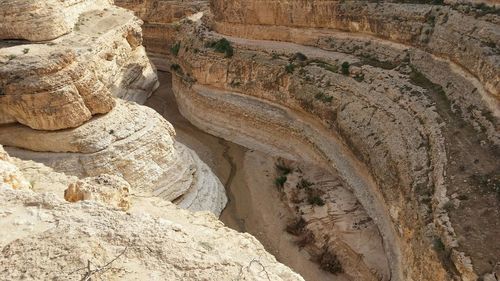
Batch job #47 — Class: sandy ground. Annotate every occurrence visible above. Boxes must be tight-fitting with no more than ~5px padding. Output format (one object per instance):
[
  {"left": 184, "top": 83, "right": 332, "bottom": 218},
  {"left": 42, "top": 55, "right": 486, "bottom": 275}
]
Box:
[{"left": 145, "top": 71, "right": 347, "bottom": 281}]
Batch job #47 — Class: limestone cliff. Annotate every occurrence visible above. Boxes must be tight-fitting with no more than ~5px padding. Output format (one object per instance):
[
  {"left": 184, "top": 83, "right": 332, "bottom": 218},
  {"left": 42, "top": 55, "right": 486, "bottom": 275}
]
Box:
[
  {"left": 168, "top": 3, "right": 499, "bottom": 280},
  {"left": 115, "top": 0, "right": 209, "bottom": 70}
]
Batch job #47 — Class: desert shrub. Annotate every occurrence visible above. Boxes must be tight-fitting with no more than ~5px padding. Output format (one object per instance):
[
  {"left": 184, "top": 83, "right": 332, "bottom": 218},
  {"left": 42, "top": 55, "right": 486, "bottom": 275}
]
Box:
[
  {"left": 297, "top": 178, "right": 313, "bottom": 189},
  {"left": 276, "top": 159, "right": 292, "bottom": 175},
  {"left": 170, "top": 42, "right": 181, "bottom": 56},
  {"left": 319, "top": 250, "right": 343, "bottom": 274},
  {"left": 314, "top": 92, "right": 333, "bottom": 103},
  {"left": 23, "top": 48, "right": 30, "bottom": 54},
  {"left": 341, "top": 61, "right": 350, "bottom": 75},
  {"left": 308, "top": 195, "right": 325, "bottom": 206},
  {"left": 286, "top": 217, "right": 306, "bottom": 236},
  {"left": 285, "top": 63, "right": 296, "bottom": 73},
  {"left": 292, "top": 52, "right": 308, "bottom": 61},
  {"left": 296, "top": 231, "right": 315, "bottom": 248},
  {"left": 275, "top": 175, "right": 287, "bottom": 188},
  {"left": 207, "top": 38, "right": 234, "bottom": 58},
  {"left": 170, "top": 64, "right": 183, "bottom": 75}
]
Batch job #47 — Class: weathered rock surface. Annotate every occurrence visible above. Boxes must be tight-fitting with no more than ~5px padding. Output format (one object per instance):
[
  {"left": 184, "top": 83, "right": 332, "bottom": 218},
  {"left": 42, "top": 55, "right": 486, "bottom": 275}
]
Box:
[
  {"left": 115, "top": 0, "right": 209, "bottom": 70},
  {"left": 65, "top": 174, "right": 131, "bottom": 211},
  {"left": 0, "top": 147, "right": 303, "bottom": 281},
  {"left": 0, "top": 145, "right": 30, "bottom": 190},
  {"left": 0, "top": 2, "right": 158, "bottom": 130},
  {"left": 0, "top": 0, "right": 113, "bottom": 41},
  {"left": 1, "top": 100, "right": 227, "bottom": 216}
]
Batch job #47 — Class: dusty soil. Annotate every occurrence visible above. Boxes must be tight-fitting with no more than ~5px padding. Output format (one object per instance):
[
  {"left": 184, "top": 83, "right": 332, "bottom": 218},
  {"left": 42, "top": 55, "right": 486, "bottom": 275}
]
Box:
[{"left": 145, "top": 71, "right": 343, "bottom": 281}]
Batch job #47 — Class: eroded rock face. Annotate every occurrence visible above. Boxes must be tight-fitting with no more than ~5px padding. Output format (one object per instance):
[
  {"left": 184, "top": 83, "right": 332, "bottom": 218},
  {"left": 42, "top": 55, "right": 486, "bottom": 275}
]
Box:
[
  {"left": 0, "top": 145, "right": 30, "bottom": 190},
  {"left": 0, "top": 148, "right": 303, "bottom": 281},
  {"left": 1, "top": 100, "right": 227, "bottom": 216},
  {"left": 65, "top": 174, "right": 131, "bottom": 211},
  {"left": 171, "top": 10, "right": 499, "bottom": 281},
  {"left": 0, "top": 0, "right": 227, "bottom": 216},
  {"left": 115, "top": 0, "right": 209, "bottom": 70},
  {"left": 0, "top": 2, "right": 158, "bottom": 130}
]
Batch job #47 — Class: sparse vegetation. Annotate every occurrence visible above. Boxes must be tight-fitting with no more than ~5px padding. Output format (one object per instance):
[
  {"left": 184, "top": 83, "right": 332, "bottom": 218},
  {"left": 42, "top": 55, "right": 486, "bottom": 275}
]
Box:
[
  {"left": 276, "top": 159, "right": 292, "bottom": 175},
  {"left": 292, "top": 52, "right": 308, "bottom": 61},
  {"left": 275, "top": 175, "right": 287, "bottom": 189},
  {"left": 7, "top": 54, "right": 16, "bottom": 60},
  {"left": 319, "top": 249, "right": 343, "bottom": 274},
  {"left": 308, "top": 195, "right": 325, "bottom": 206},
  {"left": 285, "top": 63, "right": 295, "bottom": 73},
  {"left": 207, "top": 38, "right": 234, "bottom": 58},
  {"left": 297, "top": 178, "right": 313, "bottom": 189},
  {"left": 170, "top": 64, "right": 183, "bottom": 75},
  {"left": 22, "top": 48, "right": 30, "bottom": 54},
  {"left": 171, "top": 42, "right": 181, "bottom": 56},
  {"left": 314, "top": 92, "right": 333, "bottom": 103},
  {"left": 286, "top": 217, "right": 306, "bottom": 235},
  {"left": 341, "top": 61, "right": 350, "bottom": 75}
]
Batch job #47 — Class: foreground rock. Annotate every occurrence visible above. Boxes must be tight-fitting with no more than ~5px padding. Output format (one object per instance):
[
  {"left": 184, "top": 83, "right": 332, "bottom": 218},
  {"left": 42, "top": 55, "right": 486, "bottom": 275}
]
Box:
[{"left": 0, "top": 146, "right": 303, "bottom": 281}]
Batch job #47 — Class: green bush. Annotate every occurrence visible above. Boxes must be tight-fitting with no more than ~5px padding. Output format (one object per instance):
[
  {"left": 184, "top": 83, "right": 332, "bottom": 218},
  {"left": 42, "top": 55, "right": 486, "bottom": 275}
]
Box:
[
  {"left": 314, "top": 92, "right": 333, "bottom": 103},
  {"left": 171, "top": 42, "right": 181, "bottom": 56},
  {"left": 208, "top": 38, "right": 234, "bottom": 58},
  {"left": 285, "top": 63, "right": 296, "bottom": 73},
  {"left": 275, "top": 175, "right": 287, "bottom": 188},
  {"left": 308, "top": 195, "right": 325, "bottom": 206},
  {"left": 341, "top": 62, "right": 350, "bottom": 75}
]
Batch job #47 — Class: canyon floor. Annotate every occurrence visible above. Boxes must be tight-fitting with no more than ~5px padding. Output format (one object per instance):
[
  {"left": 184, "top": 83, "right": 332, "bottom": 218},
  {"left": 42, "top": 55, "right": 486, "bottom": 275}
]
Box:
[{"left": 146, "top": 71, "right": 351, "bottom": 281}]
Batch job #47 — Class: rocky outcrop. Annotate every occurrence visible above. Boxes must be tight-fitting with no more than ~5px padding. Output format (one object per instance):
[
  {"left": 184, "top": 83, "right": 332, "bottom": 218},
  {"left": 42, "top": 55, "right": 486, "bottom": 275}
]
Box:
[
  {"left": 171, "top": 11, "right": 499, "bottom": 281},
  {"left": 1, "top": 96, "right": 227, "bottom": 216},
  {"left": 115, "top": 0, "right": 209, "bottom": 70},
  {"left": 0, "top": 147, "right": 303, "bottom": 281},
  {"left": 65, "top": 174, "right": 131, "bottom": 211},
  {"left": 0, "top": 145, "right": 30, "bottom": 190},
  {"left": 0, "top": 2, "right": 158, "bottom": 130},
  {"left": 0, "top": 0, "right": 227, "bottom": 215}
]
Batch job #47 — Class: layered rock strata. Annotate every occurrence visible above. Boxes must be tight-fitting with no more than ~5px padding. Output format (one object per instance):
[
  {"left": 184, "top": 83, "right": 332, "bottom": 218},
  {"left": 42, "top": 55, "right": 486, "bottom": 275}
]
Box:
[
  {"left": 0, "top": 1, "right": 158, "bottom": 130},
  {"left": 170, "top": 9, "right": 499, "bottom": 281},
  {"left": 1, "top": 98, "right": 227, "bottom": 216},
  {"left": 0, "top": 0, "right": 227, "bottom": 215},
  {"left": 115, "top": 0, "right": 209, "bottom": 70},
  {"left": 0, "top": 146, "right": 303, "bottom": 280}
]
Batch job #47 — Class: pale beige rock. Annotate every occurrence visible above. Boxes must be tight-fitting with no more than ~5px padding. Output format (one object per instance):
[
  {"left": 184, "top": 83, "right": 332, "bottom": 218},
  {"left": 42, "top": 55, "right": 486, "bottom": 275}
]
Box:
[
  {"left": 0, "top": 145, "right": 30, "bottom": 190},
  {"left": 2, "top": 100, "right": 227, "bottom": 216},
  {"left": 0, "top": 149, "right": 302, "bottom": 281},
  {"left": 0, "top": 0, "right": 113, "bottom": 41},
  {"left": 65, "top": 174, "right": 131, "bottom": 211},
  {"left": 0, "top": 3, "right": 158, "bottom": 130}
]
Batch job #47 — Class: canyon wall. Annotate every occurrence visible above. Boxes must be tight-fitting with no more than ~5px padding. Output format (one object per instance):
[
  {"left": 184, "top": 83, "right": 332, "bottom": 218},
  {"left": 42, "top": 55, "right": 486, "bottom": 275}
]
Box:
[
  {"left": 169, "top": 2, "right": 499, "bottom": 280},
  {"left": 115, "top": 0, "right": 209, "bottom": 70}
]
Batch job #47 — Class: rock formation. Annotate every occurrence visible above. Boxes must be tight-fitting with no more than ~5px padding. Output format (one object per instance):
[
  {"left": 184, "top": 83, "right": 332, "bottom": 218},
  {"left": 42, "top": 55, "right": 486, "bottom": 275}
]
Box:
[
  {"left": 167, "top": 1, "right": 499, "bottom": 280},
  {"left": 115, "top": 0, "right": 209, "bottom": 70},
  {"left": 0, "top": 0, "right": 227, "bottom": 215},
  {"left": 0, "top": 145, "right": 303, "bottom": 280}
]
